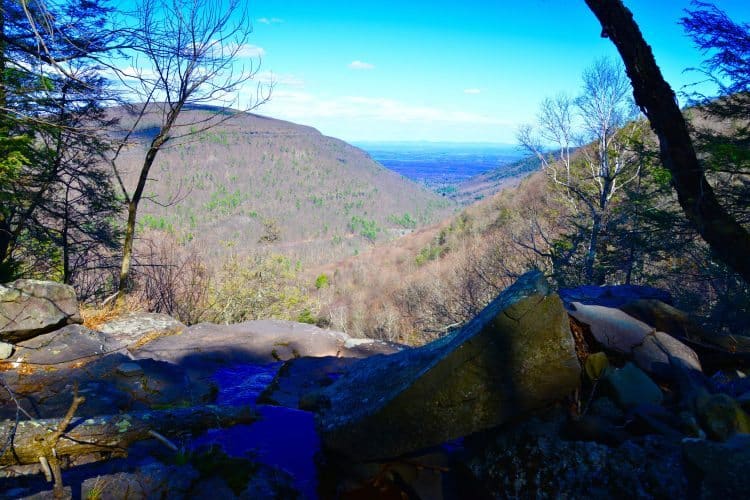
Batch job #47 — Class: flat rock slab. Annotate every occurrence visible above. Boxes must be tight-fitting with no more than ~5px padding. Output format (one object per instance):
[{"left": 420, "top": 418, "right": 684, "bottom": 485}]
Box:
[
  {"left": 131, "top": 320, "right": 401, "bottom": 367},
  {"left": 0, "top": 279, "right": 81, "bottom": 343},
  {"left": 316, "top": 271, "right": 581, "bottom": 461},
  {"left": 569, "top": 302, "right": 701, "bottom": 378},
  {"left": 97, "top": 312, "right": 185, "bottom": 348},
  {"left": 0, "top": 353, "right": 215, "bottom": 419},
  {"left": 8, "top": 324, "right": 126, "bottom": 366}
]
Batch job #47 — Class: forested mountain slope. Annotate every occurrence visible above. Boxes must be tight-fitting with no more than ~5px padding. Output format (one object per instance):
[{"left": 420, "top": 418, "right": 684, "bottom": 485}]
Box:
[{"left": 112, "top": 107, "right": 456, "bottom": 265}]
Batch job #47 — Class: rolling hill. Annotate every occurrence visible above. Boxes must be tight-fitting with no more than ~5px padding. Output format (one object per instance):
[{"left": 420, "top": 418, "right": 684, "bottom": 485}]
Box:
[
  {"left": 112, "top": 107, "right": 457, "bottom": 265},
  {"left": 451, "top": 155, "right": 542, "bottom": 204}
]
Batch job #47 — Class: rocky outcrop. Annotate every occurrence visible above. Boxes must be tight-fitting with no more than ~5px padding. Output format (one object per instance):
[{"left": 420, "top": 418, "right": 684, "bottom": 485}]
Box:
[
  {"left": 466, "top": 413, "right": 688, "bottom": 499},
  {"left": 131, "top": 319, "right": 400, "bottom": 366},
  {"left": 9, "top": 325, "right": 126, "bottom": 367},
  {"left": 569, "top": 302, "right": 702, "bottom": 379},
  {"left": 315, "top": 271, "right": 581, "bottom": 460},
  {"left": 0, "top": 280, "right": 81, "bottom": 344},
  {"left": 97, "top": 312, "right": 185, "bottom": 348}
]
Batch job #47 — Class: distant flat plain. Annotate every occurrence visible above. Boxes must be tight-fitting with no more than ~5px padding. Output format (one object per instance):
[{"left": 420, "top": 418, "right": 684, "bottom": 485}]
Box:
[{"left": 355, "top": 141, "right": 525, "bottom": 188}]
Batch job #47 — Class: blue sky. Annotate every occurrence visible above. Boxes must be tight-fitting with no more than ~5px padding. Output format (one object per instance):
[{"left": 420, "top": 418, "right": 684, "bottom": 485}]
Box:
[{"left": 239, "top": 0, "right": 750, "bottom": 143}]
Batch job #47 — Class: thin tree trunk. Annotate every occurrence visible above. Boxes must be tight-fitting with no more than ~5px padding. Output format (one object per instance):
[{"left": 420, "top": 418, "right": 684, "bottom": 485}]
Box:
[
  {"left": 584, "top": 0, "right": 750, "bottom": 285},
  {"left": 585, "top": 212, "right": 602, "bottom": 283}
]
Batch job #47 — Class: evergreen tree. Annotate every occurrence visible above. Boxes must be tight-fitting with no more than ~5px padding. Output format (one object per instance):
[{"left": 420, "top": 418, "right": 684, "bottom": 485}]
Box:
[{"left": 0, "top": 0, "right": 121, "bottom": 292}]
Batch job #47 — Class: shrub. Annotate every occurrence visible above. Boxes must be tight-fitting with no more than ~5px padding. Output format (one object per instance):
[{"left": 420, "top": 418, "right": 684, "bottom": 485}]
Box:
[{"left": 315, "top": 273, "right": 330, "bottom": 289}]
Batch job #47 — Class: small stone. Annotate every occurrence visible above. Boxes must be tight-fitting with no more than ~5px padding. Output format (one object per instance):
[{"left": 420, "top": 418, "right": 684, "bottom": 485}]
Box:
[
  {"left": 604, "top": 362, "right": 663, "bottom": 409},
  {"left": 696, "top": 393, "right": 750, "bottom": 441},
  {"left": 117, "top": 362, "right": 144, "bottom": 377},
  {"left": 0, "top": 342, "right": 13, "bottom": 360},
  {"left": 584, "top": 352, "right": 609, "bottom": 380}
]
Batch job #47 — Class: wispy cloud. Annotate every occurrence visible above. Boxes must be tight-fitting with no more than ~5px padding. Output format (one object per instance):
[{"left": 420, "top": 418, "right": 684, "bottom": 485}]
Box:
[
  {"left": 258, "top": 17, "right": 284, "bottom": 25},
  {"left": 263, "top": 91, "right": 508, "bottom": 126},
  {"left": 255, "top": 71, "right": 305, "bottom": 87},
  {"left": 235, "top": 44, "right": 266, "bottom": 58},
  {"left": 464, "top": 88, "right": 481, "bottom": 94},
  {"left": 348, "top": 60, "right": 375, "bottom": 70}
]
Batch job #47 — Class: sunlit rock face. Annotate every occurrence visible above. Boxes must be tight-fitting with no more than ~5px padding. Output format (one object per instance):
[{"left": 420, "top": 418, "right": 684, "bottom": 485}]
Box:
[
  {"left": 316, "top": 270, "right": 581, "bottom": 461},
  {"left": 0, "top": 279, "right": 81, "bottom": 343}
]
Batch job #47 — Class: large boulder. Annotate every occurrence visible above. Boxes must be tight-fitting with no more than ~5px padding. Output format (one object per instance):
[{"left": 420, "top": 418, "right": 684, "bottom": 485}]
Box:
[
  {"left": 8, "top": 324, "right": 125, "bottom": 366},
  {"left": 316, "top": 271, "right": 581, "bottom": 460},
  {"left": 569, "top": 302, "right": 702, "bottom": 378},
  {"left": 97, "top": 312, "right": 185, "bottom": 348},
  {"left": 0, "top": 279, "right": 81, "bottom": 343}
]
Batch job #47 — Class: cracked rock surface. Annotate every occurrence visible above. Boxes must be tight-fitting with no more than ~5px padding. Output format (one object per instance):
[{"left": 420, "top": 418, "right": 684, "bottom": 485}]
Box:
[{"left": 315, "top": 271, "right": 581, "bottom": 460}]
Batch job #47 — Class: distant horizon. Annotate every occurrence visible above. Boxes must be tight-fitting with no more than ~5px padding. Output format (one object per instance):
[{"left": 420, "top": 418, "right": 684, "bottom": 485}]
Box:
[{"left": 246, "top": 0, "right": 750, "bottom": 143}]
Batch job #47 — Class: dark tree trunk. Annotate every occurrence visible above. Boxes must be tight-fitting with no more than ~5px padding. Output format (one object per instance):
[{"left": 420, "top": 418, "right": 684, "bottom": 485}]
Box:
[{"left": 584, "top": 0, "right": 750, "bottom": 286}]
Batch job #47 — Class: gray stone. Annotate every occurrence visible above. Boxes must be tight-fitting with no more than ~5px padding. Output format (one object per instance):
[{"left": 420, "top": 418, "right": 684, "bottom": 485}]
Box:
[
  {"left": 316, "top": 271, "right": 581, "bottom": 460},
  {"left": 695, "top": 393, "right": 750, "bottom": 441},
  {"left": 0, "top": 279, "right": 81, "bottom": 343},
  {"left": 603, "top": 362, "right": 663, "bottom": 409},
  {"left": 569, "top": 302, "right": 654, "bottom": 352},
  {"left": 569, "top": 302, "right": 702, "bottom": 378},
  {"left": 559, "top": 284, "right": 672, "bottom": 308},
  {"left": 131, "top": 319, "right": 401, "bottom": 366},
  {"left": 79, "top": 462, "right": 199, "bottom": 499},
  {"left": 97, "top": 312, "right": 185, "bottom": 348},
  {"left": 0, "top": 341, "right": 12, "bottom": 359},
  {"left": 633, "top": 330, "right": 702, "bottom": 378},
  {"left": 190, "top": 476, "right": 238, "bottom": 499},
  {"left": 467, "top": 414, "right": 687, "bottom": 499},
  {"left": 0, "top": 352, "right": 214, "bottom": 420},
  {"left": 10, "top": 324, "right": 125, "bottom": 366}
]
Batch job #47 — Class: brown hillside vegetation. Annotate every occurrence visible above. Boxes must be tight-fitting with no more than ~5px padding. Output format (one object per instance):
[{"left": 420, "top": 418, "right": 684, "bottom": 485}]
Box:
[
  {"left": 111, "top": 106, "right": 456, "bottom": 266},
  {"left": 302, "top": 108, "right": 749, "bottom": 343},
  {"left": 306, "top": 171, "right": 556, "bottom": 344}
]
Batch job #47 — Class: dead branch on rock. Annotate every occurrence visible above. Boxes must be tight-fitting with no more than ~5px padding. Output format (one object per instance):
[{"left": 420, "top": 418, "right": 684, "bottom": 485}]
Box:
[{"left": 0, "top": 404, "right": 256, "bottom": 468}]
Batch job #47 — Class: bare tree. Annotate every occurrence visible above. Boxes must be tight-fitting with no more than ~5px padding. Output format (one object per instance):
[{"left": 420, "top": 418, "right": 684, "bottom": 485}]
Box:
[
  {"left": 584, "top": 0, "right": 750, "bottom": 286},
  {"left": 110, "top": 0, "right": 271, "bottom": 298},
  {"left": 518, "top": 58, "right": 644, "bottom": 283}
]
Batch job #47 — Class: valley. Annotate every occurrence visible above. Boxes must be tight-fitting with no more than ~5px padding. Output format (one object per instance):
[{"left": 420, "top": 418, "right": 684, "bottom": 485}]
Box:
[{"left": 114, "top": 109, "right": 460, "bottom": 266}]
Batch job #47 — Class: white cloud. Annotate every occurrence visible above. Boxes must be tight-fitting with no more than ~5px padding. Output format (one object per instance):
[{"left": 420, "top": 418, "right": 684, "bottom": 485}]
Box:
[
  {"left": 348, "top": 60, "right": 375, "bottom": 70},
  {"left": 464, "top": 88, "right": 481, "bottom": 94},
  {"left": 258, "top": 17, "right": 284, "bottom": 24},
  {"left": 254, "top": 71, "right": 305, "bottom": 87},
  {"left": 262, "top": 91, "right": 508, "bottom": 126},
  {"left": 235, "top": 44, "right": 266, "bottom": 58}
]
